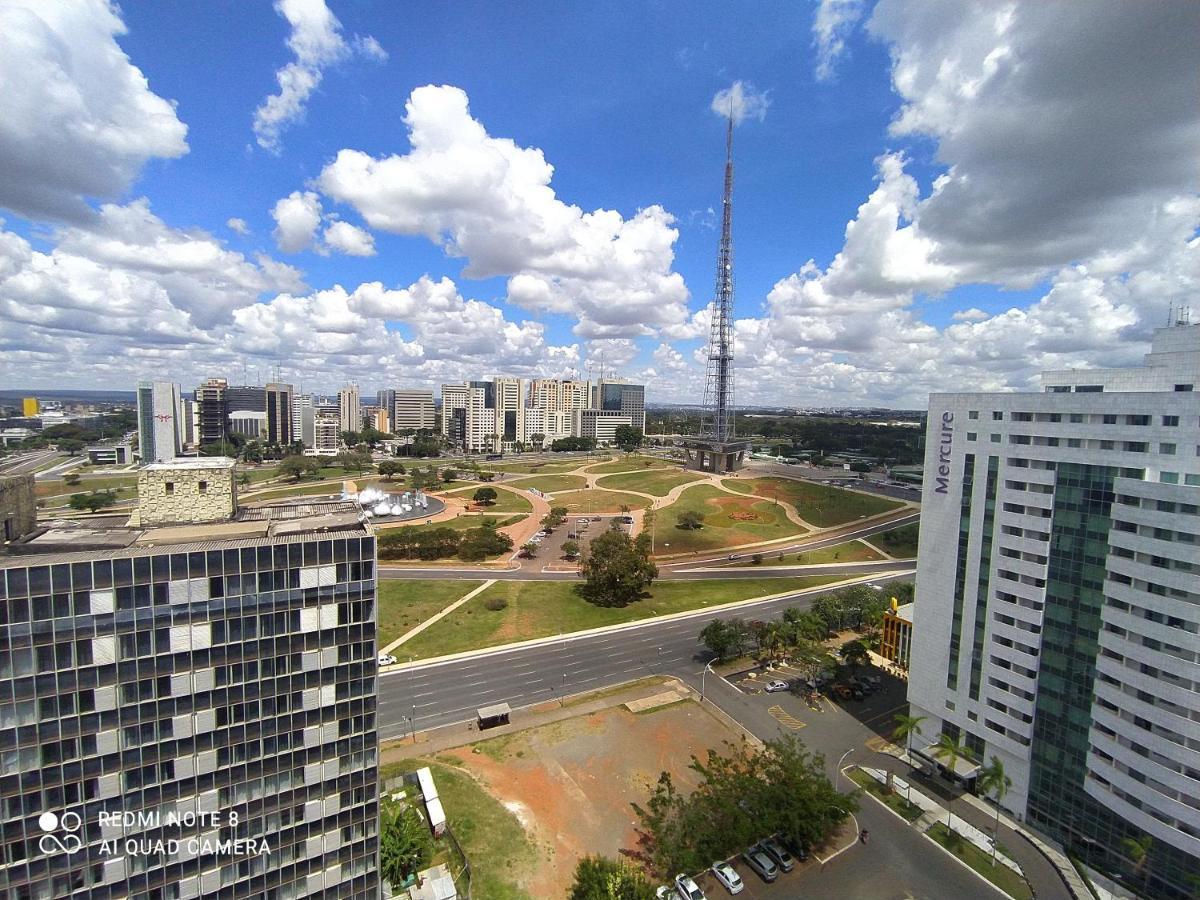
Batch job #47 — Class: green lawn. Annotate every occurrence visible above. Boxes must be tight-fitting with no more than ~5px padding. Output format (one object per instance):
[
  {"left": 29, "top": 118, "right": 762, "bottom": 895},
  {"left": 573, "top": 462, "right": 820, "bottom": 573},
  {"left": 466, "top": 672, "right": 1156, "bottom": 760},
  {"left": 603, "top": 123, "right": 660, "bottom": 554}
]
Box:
[
  {"left": 791, "top": 540, "right": 884, "bottom": 565},
  {"left": 650, "top": 484, "right": 808, "bottom": 554},
  {"left": 237, "top": 466, "right": 283, "bottom": 484},
  {"left": 723, "top": 477, "right": 905, "bottom": 527},
  {"left": 926, "top": 823, "right": 1033, "bottom": 900},
  {"left": 400, "top": 576, "right": 842, "bottom": 660},
  {"left": 241, "top": 482, "right": 343, "bottom": 501},
  {"left": 376, "top": 515, "right": 522, "bottom": 537},
  {"left": 483, "top": 458, "right": 601, "bottom": 475},
  {"left": 849, "top": 768, "right": 924, "bottom": 822},
  {"left": 547, "top": 489, "right": 653, "bottom": 513},
  {"left": 377, "top": 580, "right": 485, "bottom": 648},
  {"left": 440, "top": 484, "right": 534, "bottom": 514},
  {"left": 594, "top": 469, "right": 706, "bottom": 497},
  {"left": 36, "top": 475, "right": 137, "bottom": 498},
  {"left": 586, "top": 455, "right": 681, "bottom": 474},
  {"left": 379, "top": 758, "right": 536, "bottom": 900},
  {"left": 504, "top": 473, "right": 588, "bottom": 493},
  {"left": 871, "top": 522, "right": 920, "bottom": 559}
]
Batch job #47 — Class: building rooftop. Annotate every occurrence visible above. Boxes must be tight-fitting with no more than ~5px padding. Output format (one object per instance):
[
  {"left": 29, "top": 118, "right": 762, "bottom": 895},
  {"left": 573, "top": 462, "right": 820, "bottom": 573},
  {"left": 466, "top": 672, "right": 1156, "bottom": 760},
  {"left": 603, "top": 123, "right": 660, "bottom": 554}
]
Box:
[
  {"left": 142, "top": 456, "right": 236, "bottom": 471},
  {"left": 2, "top": 499, "right": 370, "bottom": 563}
]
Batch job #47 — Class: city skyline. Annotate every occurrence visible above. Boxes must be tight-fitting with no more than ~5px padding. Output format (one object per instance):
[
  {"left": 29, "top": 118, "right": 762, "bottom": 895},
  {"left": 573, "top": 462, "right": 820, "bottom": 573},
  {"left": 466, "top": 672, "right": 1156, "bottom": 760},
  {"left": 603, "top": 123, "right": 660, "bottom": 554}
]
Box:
[{"left": 0, "top": 2, "right": 1197, "bottom": 408}]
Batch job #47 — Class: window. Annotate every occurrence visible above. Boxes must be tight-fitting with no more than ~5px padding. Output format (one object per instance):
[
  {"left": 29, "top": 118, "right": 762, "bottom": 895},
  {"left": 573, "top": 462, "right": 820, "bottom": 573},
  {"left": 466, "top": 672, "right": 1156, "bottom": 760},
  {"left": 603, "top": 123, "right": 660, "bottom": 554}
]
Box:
[
  {"left": 1160, "top": 443, "right": 1177, "bottom": 455},
  {"left": 990, "top": 434, "right": 1001, "bottom": 443},
  {"left": 1175, "top": 384, "right": 1194, "bottom": 392},
  {"left": 1069, "top": 413, "right": 1084, "bottom": 423},
  {"left": 165, "top": 482, "right": 174, "bottom": 495},
  {"left": 1161, "top": 472, "right": 1179, "bottom": 484},
  {"left": 992, "top": 411, "right": 1004, "bottom": 421},
  {"left": 967, "top": 432, "right": 977, "bottom": 441},
  {"left": 1163, "top": 415, "right": 1180, "bottom": 426},
  {"left": 969, "top": 410, "right": 979, "bottom": 420},
  {"left": 1103, "top": 414, "right": 1117, "bottom": 425},
  {"left": 198, "top": 481, "right": 208, "bottom": 494}
]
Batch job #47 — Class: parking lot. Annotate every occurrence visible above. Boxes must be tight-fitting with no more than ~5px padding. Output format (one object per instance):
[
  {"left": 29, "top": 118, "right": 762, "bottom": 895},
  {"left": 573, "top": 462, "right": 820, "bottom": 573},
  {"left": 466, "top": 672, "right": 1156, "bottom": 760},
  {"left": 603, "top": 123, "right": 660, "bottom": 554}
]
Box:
[
  {"left": 521, "top": 513, "right": 633, "bottom": 570},
  {"left": 682, "top": 826, "right": 857, "bottom": 898}
]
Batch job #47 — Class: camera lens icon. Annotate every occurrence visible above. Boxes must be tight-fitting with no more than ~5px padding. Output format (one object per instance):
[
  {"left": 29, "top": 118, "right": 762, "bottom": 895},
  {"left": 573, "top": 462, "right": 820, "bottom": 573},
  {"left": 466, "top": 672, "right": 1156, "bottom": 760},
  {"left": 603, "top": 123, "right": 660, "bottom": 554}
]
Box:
[{"left": 38, "top": 811, "right": 83, "bottom": 855}]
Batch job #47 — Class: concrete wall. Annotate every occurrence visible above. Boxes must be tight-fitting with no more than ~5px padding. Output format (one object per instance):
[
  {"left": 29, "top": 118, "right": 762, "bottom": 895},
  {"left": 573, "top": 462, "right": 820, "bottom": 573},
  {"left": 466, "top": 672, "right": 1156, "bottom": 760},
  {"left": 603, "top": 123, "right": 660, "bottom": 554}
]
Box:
[
  {"left": 137, "top": 463, "right": 237, "bottom": 526},
  {"left": 0, "top": 474, "right": 36, "bottom": 541}
]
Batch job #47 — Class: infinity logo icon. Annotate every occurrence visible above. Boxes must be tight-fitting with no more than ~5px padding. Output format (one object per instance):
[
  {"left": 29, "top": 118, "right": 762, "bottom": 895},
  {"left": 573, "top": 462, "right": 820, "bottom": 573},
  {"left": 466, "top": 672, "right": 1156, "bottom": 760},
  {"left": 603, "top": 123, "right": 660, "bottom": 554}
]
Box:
[{"left": 38, "top": 811, "right": 83, "bottom": 855}]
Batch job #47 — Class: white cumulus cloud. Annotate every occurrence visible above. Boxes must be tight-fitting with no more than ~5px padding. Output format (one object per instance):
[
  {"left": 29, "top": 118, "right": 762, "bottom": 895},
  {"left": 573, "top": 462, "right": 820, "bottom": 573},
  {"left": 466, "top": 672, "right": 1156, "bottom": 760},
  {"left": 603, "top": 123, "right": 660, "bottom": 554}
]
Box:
[
  {"left": 812, "top": 0, "right": 865, "bottom": 82},
  {"left": 710, "top": 81, "right": 770, "bottom": 125},
  {"left": 323, "top": 220, "right": 376, "bottom": 256},
  {"left": 271, "top": 190, "right": 323, "bottom": 254}
]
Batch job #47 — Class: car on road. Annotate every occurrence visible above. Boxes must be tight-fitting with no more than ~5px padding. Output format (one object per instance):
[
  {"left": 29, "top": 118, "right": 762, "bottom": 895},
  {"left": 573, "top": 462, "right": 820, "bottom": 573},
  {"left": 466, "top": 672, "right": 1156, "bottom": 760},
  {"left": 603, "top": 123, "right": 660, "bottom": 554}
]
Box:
[
  {"left": 759, "top": 837, "right": 795, "bottom": 873},
  {"left": 710, "top": 861, "right": 744, "bottom": 894},
  {"left": 377, "top": 653, "right": 396, "bottom": 666},
  {"left": 674, "top": 873, "right": 705, "bottom": 899},
  {"left": 741, "top": 848, "right": 778, "bottom": 882},
  {"left": 764, "top": 679, "right": 790, "bottom": 693}
]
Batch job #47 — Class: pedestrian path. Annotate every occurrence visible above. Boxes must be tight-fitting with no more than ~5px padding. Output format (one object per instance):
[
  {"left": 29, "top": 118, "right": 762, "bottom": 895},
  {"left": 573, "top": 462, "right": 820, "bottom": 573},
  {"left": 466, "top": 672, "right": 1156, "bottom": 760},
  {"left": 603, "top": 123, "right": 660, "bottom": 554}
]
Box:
[
  {"left": 380, "top": 580, "right": 496, "bottom": 655},
  {"left": 858, "top": 766, "right": 1022, "bottom": 875}
]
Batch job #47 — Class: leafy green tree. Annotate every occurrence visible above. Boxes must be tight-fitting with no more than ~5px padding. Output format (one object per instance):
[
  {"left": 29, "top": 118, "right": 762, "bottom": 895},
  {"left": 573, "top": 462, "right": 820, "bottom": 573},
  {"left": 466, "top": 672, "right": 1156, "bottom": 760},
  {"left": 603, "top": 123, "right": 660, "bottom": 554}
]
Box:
[
  {"left": 840, "top": 639, "right": 871, "bottom": 674},
  {"left": 529, "top": 432, "right": 546, "bottom": 449},
  {"left": 473, "top": 487, "right": 497, "bottom": 505},
  {"left": 456, "top": 527, "right": 513, "bottom": 561},
  {"left": 562, "top": 539, "right": 581, "bottom": 560},
  {"left": 978, "top": 755, "right": 1012, "bottom": 866},
  {"left": 568, "top": 855, "right": 655, "bottom": 900},
  {"left": 782, "top": 607, "right": 827, "bottom": 643},
  {"left": 378, "top": 460, "right": 406, "bottom": 480},
  {"left": 277, "top": 455, "right": 321, "bottom": 481},
  {"left": 676, "top": 510, "right": 703, "bottom": 530},
  {"left": 68, "top": 490, "right": 117, "bottom": 513},
  {"left": 578, "top": 529, "right": 657, "bottom": 607},
  {"left": 337, "top": 449, "right": 372, "bottom": 473},
  {"left": 519, "top": 542, "right": 538, "bottom": 558},
  {"left": 340, "top": 430, "right": 362, "bottom": 447},
  {"left": 699, "top": 618, "right": 750, "bottom": 662},
  {"left": 551, "top": 436, "right": 597, "bottom": 452},
  {"left": 360, "top": 425, "right": 389, "bottom": 447},
  {"left": 63, "top": 472, "right": 81, "bottom": 486},
  {"left": 379, "top": 797, "right": 433, "bottom": 892},
  {"left": 613, "top": 425, "right": 643, "bottom": 450},
  {"left": 892, "top": 713, "right": 926, "bottom": 800},
  {"left": 440, "top": 467, "right": 457, "bottom": 483},
  {"left": 1120, "top": 834, "right": 1153, "bottom": 884},
  {"left": 932, "top": 732, "right": 968, "bottom": 828}
]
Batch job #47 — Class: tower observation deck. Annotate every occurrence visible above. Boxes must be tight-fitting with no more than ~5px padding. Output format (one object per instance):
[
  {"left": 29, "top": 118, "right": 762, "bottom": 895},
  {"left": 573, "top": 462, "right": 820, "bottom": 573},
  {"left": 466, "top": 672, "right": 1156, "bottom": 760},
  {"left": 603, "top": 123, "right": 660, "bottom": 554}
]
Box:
[{"left": 682, "top": 114, "right": 751, "bottom": 473}]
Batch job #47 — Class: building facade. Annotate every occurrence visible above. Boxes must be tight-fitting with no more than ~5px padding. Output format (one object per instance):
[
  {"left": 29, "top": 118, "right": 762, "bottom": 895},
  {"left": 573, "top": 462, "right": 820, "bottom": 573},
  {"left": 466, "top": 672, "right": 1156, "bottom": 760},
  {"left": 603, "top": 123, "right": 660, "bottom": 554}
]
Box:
[
  {"left": 0, "top": 474, "right": 35, "bottom": 542},
  {"left": 392, "top": 390, "right": 434, "bottom": 433},
  {"left": 338, "top": 387, "right": 360, "bottom": 435},
  {"left": 313, "top": 408, "right": 340, "bottom": 456},
  {"left": 907, "top": 322, "right": 1200, "bottom": 898},
  {"left": 228, "top": 411, "right": 267, "bottom": 440},
  {"left": 137, "top": 382, "right": 183, "bottom": 464},
  {"left": 0, "top": 469, "right": 380, "bottom": 899},
  {"left": 574, "top": 409, "right": 633, "bottom": 445},
  {"left": 593, "top": 381, "right": 646, "bottom": 433},
  {"left": 265, "top": 383, "right": 293, "bottom": 448},
  {"left": 291, "top": 395, "right": 315, "bottom": 450},
  {"left": 194, "top": 379, "right": 228, "bottom": 448}
]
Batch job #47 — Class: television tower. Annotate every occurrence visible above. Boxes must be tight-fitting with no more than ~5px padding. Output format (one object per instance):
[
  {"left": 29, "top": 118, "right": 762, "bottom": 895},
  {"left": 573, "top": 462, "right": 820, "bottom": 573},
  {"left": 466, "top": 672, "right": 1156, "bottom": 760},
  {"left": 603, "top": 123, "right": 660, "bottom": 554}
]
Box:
[{"left": 683, "top": 112, "right": 751, "bottom": 473}]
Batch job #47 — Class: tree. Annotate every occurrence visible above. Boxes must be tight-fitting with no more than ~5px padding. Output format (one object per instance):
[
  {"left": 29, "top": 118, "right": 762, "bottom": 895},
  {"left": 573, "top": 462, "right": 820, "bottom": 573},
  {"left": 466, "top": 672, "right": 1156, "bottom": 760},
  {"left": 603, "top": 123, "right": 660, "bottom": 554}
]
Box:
[
  {"left": 632, "top": 735, "right": 856, "bottom": 877},
  {"left": 473, "top": 487, "right": 497, "bottom": 505},
  {"left": 568, "top": 856, "right": 655, "bottom": 900},
  {"left": 440, "top": 467, "right": 457, "bottom": 483},
  {"left": 63, "top": 473, "right": 81, "bottom": 486},
  {"left": 578, "top": 529, "right": 657, "bottom": 607},
  {"left": 613, "top": 425, "right": 643, "bottom": 450},
  {"left": 676, "top": 510, "right": 704, "bottom": 530},
  {"left": 68, "top": 490, "right": 117, "bottom": 513},
  {"left": 700, "top": 618, "right": 750, "bottom": 662},
  {"left": 339, "top": 430, "right": 362, "bottom": 448},
  {"left": 337, "top": 449, "right": 371, "bottom": 473},
  {"left": 277, "top": 455, "right": 321, "bottom": 481},
  {"left": 378, "top": 460, "right": 406, "bottom": 480},
  {"left": 409, "top": 467, "right": 432, "bottom": 491},
  {"left": 519, "top": 542, "right": 538, "bottom": 558},
  {"left": 529, "top": 432, "right": 546, "bottom": 449},
  {"left": 891, "top": 713, "right": 926, "bottom": 801},
  {"left": 978, "top": 755, "right": 1012, "bottom": 867},
  {"left": 840, "top": 639, "right": 870, "bottom": 674},
  {"left": 562, "top": 539, "right": 581, "bottom": 560},
  {"left": 379, "top": 797, "right": 433, "bottom": 892},
  {"left": 457, "top": 526, "right": 513, "bottom": 561},
  {"left": 932, "top": 732, "right": 968, "bottom": 828},
  {"left": 551, "top": 436, "right": 597, "bottom": 452}
]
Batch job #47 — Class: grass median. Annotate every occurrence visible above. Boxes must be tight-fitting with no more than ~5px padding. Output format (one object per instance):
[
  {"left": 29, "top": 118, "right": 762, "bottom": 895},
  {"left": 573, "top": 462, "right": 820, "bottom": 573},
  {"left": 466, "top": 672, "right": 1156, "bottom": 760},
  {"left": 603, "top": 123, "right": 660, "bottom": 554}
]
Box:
[
  {"left": 594, "top": 468, "right": 706, "bottom": 497},
  {"left": 723, "top": 476, "right": 905, "bottom": 527},
  {"left": 504, "top": 473, "right": 588, "bottom": 493},
  {"left": 927, "top": 822, "right": 1033, "bottom": 900},
  {"left": 586, "top": 454, "right": 680, "bottom": 474},
  {"left": 377, "top": 579, "right": 487, "bottom": 648},
  {"left": 848, "top": 768, "right": 923, "bottom": 822},
  {"left": 400, "top": 575, "right": 844, "bottom": 660},
  {"left": 651, "top": 484, "right": 808, "bottom": 554},
  {"left": 869, "top": 522, "right": 920, "bottom": 558}
]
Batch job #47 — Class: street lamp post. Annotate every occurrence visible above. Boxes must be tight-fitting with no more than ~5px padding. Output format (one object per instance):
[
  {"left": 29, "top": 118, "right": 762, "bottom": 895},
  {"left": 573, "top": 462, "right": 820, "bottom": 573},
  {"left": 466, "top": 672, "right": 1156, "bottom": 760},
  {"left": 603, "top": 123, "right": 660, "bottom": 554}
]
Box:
[
  {"left": 701, "top": 659, "right": 716, "bottom": 701},
  {"left": 837, "top": 748, "right": 855, "bottom": 791},
  {"left": 410, "top": 704, "right": 417, "bottom": 743}
]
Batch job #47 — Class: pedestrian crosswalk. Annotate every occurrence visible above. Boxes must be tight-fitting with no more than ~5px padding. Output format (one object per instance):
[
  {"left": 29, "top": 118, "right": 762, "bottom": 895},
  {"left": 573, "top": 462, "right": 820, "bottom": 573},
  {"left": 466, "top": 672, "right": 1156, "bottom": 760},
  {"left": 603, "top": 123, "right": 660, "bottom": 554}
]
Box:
[{"left": 767, "top": 705, "right": 806, "bottom": 730}]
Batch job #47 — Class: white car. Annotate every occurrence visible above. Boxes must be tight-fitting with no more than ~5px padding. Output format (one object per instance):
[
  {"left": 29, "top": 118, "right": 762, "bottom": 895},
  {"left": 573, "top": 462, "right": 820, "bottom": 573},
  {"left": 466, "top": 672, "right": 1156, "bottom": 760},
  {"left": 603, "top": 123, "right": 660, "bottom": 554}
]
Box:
[
  {"left": 764, "top": 679, "right": 790, "bottom": 693},
  {"left": 377, "top": 653, "right": 397, "bottom": 666},
  {"left": 711, "top": 861, "right": 744, "bottom": 894},
  {"left": 655, "top": 888, "right": 672, "bottom": 900},
  {"left": 674, "top": 874, "right": 705, "bottom": 900}
]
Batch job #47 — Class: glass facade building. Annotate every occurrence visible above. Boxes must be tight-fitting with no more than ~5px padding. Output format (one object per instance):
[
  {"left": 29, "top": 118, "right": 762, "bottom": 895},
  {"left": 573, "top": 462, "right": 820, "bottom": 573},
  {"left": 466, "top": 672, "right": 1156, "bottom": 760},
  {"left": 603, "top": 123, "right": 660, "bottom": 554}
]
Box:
[{"left": 0, "top": 528, "right": 379, "bottom": 899}]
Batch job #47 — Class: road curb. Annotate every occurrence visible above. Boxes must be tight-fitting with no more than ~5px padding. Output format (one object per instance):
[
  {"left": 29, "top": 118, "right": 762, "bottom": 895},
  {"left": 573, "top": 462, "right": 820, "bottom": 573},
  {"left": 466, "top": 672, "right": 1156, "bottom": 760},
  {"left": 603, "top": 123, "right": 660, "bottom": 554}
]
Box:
[{"left": 383, "top": 569, "right": 914, "bottom": 672}]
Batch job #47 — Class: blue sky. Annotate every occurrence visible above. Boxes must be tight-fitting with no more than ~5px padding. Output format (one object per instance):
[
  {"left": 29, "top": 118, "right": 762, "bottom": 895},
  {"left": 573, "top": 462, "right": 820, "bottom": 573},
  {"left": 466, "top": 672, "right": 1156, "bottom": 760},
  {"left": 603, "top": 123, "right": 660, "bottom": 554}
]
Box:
[{"left": 0, "top": 1, "right": 1195, "bottom": 406}]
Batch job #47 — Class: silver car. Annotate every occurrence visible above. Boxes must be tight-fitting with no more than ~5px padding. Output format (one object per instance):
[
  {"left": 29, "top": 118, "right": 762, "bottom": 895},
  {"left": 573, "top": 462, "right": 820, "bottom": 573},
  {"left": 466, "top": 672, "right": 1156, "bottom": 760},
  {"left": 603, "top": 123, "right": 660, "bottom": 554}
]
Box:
[{"left": 741, "top": 849, "right": 778, "bottom": 882}]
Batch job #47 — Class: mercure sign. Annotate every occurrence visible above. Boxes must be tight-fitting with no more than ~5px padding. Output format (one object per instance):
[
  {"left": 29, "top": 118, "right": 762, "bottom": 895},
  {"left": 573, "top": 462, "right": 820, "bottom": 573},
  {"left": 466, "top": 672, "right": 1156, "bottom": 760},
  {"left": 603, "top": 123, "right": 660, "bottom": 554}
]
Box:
[{"left": 934, "top": 411, "right": 954, "bottom": 495}]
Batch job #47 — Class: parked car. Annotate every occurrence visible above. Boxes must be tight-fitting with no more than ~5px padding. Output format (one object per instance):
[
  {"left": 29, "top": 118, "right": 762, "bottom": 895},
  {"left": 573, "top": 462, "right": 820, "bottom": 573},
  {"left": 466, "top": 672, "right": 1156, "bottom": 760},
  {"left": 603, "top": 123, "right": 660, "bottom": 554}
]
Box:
[
  {"left": 759, "top": 837, "right": 795, "bottom": 873},
  {"left": 710, "top": 861, "right": 744, "bottom": 894},
  {"left": 781, "top": 836, "right": 809, "bottom": 861},
  {"left": 832, "top": 684, "right": 852, "bottom": 701},
  {"left": 741, "top": 848, "right": 778, "bottom": 883},
  {"left": 656, "top": 887, "right": 673, "bottom": 900},
  {"left": 377, "top": 653, "right": 397, "bottom": 666},
  {"left": 851, "top": 685, "right": 866, "bottom": 700},
  {"left": 764, "top": 680, "right": 790, "bottom": 693},
  {"left": 674, "top": 873, "right": 705, "bottom": 900}
]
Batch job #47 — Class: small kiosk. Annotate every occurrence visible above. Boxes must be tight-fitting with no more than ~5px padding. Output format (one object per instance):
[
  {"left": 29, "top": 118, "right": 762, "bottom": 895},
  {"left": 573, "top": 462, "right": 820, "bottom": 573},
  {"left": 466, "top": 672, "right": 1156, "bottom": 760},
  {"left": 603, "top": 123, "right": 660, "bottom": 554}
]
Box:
[{"left": 476, "top": 702, "right": 511, "bottom": 730}]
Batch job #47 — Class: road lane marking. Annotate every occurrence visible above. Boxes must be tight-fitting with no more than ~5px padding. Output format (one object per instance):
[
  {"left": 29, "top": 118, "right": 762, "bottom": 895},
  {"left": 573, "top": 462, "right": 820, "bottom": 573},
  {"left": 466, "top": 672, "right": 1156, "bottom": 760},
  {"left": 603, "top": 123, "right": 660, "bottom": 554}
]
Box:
[{"left": 767, "top": 705, "right": 807, "bottom": 730}]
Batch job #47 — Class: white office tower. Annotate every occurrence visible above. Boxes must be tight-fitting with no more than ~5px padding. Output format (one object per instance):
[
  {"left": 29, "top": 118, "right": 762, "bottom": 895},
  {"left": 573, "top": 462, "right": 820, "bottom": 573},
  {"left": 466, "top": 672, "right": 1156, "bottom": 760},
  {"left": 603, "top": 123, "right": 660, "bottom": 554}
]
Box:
[
  {"left": 440, "top": 381, "right": 516, "bottom": 452},
  {"left": 136, "top": 381, "right": 183, "bottom": 463},
  {"left": 292, "top": 394, "right": 316, "bottom": 448},
  {"left": 338, "top": 385, "right": 360, "bottom": 434},
  {"left": 392, "top": 390, "right": 434, "bottom": 431},
  {"left": 529, "top": 378, "right": 590, "bottom": 413},
  {"left": 907, "top": 321, "right": 1200, "bottom": 898},
  {"left": 492, "top": 377, "right": 524, "bottom": 452}
]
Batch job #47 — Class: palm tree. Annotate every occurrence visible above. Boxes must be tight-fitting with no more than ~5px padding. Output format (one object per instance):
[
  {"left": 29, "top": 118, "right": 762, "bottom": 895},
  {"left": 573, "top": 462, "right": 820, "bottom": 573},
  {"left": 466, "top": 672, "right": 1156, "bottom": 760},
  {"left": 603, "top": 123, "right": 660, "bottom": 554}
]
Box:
[
  {"left": 978, "top": 755, "right": 1012, "bottom": 866},
  {"left": 892, "top": 713, "right": 926, "bottom": 801},
  {"left": 932, "top": 732, "right": 968, "bottom": 828}
]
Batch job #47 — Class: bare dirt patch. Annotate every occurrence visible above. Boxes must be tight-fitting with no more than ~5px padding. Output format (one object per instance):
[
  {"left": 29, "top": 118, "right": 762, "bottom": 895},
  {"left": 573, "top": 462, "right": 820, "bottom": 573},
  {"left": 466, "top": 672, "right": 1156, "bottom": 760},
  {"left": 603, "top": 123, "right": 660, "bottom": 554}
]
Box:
[{"left": 442, "top": 698, "right": 746, "bottom": 897}]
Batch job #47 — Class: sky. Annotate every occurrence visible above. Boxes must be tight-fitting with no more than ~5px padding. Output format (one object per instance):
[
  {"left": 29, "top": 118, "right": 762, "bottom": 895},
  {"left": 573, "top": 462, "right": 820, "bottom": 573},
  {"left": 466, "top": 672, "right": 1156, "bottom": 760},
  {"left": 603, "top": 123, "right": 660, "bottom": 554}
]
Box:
[{"left": 0, "top": 0, "right": 1196, "bottom": 408}]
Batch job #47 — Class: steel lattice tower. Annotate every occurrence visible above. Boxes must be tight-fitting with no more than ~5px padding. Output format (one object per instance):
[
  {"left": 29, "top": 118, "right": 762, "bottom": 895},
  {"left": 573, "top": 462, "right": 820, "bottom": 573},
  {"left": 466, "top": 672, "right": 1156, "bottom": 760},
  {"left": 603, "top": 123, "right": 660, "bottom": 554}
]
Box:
[{"left": 700, "top": 114, "right": 736, "bottom": 442}]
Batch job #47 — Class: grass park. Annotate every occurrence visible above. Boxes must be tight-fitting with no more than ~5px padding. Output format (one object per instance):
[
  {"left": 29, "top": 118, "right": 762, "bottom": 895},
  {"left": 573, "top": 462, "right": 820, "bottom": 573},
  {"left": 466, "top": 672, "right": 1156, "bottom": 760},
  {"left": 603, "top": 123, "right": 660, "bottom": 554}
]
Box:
[
  {"left": 376, "top": 579, "right": 486, "bottom": 648},
  {"left": 395, "top": 576, "right": 842, "bottom": 660},
  {"left": 870, "top": 521, "right": 920, "bottom": 558},
  {"left": 723, "top": 476, "right": 906, "bottom": 527},
  {"left": 585, "top": 454, "right": 680, "bottom": 474},
  {"left": 504, "top": 473, "right": 588, "bottom": 494},
  {"left": 593, "top": 468, "right": 705, "bottom": 497},
  {"left": 547, "top": 489, "right": 653, "bottom": 513},
  {"left": 483, "top": 457, "right": 607, "bottom": 475},
  {"left": 649, "top": 484, "right": 807, "bottom": 554}
]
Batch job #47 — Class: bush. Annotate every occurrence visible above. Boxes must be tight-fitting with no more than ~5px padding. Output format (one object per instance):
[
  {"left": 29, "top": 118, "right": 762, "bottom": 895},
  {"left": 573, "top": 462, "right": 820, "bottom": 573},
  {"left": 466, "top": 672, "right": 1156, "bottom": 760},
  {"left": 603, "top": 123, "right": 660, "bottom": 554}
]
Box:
[
  {"left": 752, "top": 553, "right": 763, "bottom": 565},
  {"left": 484, "top": 596, "right": 508, "bottom": 611}
]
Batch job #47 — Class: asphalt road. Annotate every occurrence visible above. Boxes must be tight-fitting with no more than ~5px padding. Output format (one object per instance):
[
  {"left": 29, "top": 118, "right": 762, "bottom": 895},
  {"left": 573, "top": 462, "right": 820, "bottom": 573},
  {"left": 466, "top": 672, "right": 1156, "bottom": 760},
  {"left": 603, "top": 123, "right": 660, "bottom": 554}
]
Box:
[{"left": 0, "top": 449, "right": 61, "bottom": 476}]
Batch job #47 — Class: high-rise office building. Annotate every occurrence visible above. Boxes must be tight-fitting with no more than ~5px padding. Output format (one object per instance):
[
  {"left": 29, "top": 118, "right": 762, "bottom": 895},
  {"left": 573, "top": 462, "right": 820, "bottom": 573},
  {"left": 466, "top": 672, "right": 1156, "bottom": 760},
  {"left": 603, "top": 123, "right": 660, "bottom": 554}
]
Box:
[
  {"left": 194, "top": 379, "right": 228, "bottom": 447},
  {"left": 136, "top": 381, "right": 183, "bottom": 464},
  {"left": 225, "top": 386, "right": 266, "bottom": 415},
  {"left": 392, "top": 390, "right": 434, "bottom": 432},
  {"left": 0, "top": 462, "right": 380, "bottom": 898},
  {"left": 907, "top": 322, "right": 1200, "bottom": 898},
  {"left": 265, "top": 383, "right": 293, "bottom": 447},
  {"left": 574, "top": 408, "right": 633, "bottom": 444},
  {"left": 314, "top": 406, "right": 341, "bottom": 455},
  {"left": 440, "top": 384, "right": 469, "bottom": 450},
  {"left": 338, "top": 387, "right": 360, "bottom": 435},
  {"left": 375, "top": 390, "right": 395, "bottom": 420},
  {"left": 592, "top": 380, "right": 646, "bottom": 433},
  {"left": 493, "top": 377, "right": 524, "bottom": 452},
  {"left": 528, "top": 379, "right": 590, "bottom": 414},
  {"left": 21, "top": 397, "right": 39, "bottom": 417},
  {"left": 292, "top": 395, "right": 315, "bottom": 449}
]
